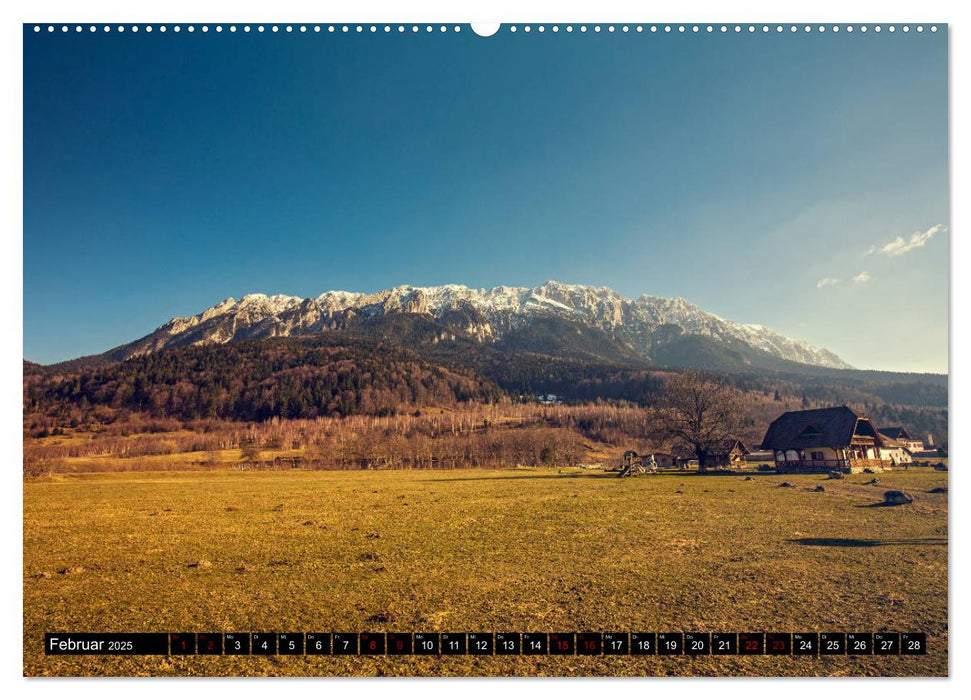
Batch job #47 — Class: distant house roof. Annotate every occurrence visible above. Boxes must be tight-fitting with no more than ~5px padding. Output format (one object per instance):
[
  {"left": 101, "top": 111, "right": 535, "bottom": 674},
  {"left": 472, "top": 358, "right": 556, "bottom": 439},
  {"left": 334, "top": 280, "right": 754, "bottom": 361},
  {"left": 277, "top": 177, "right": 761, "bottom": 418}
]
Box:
[
  {"left": 878, "top": 427, "right": 913, "bottom": 441},
  {"left": 760, "top": 406, "right": 891, "bottom": 451},
  {"left": 717, "top": 439, "right": 749, "bottom": 455}
]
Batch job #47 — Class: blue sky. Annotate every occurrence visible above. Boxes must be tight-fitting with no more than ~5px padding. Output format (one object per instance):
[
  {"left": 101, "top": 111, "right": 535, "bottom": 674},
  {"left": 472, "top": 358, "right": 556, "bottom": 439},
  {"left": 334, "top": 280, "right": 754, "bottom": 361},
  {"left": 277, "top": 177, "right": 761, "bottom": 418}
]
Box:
[{"left": 24, "top": 26, "right": 948, "bottom": 371}]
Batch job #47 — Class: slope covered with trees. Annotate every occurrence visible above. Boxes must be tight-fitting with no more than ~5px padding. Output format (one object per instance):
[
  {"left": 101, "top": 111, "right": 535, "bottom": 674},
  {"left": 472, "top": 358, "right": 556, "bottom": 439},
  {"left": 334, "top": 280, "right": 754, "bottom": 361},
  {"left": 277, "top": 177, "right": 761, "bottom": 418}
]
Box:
[{"left": 24, "top": 337, "right": 503, "bottom": 424}]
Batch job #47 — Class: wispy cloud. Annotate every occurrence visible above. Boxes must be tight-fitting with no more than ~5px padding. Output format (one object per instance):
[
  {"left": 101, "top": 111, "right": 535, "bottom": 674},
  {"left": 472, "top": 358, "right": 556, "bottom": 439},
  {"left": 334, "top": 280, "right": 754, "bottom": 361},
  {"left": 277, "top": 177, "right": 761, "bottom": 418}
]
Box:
[
  {"left": 866, "top": 224, "right": 946, "bottom": 257},
  {"left": 853, "top": 271, "right": 871, "bottom": 284},
  {"left": 816, "top": 277, "right": 840, "bottom": 289}
]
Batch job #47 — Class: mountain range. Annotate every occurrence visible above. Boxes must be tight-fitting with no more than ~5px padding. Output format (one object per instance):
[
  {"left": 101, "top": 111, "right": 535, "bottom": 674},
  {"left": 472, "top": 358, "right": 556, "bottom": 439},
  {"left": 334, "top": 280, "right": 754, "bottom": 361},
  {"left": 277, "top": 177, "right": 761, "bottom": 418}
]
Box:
[{"left": 65, "top": 281, "right": 851, "bottom": 373}]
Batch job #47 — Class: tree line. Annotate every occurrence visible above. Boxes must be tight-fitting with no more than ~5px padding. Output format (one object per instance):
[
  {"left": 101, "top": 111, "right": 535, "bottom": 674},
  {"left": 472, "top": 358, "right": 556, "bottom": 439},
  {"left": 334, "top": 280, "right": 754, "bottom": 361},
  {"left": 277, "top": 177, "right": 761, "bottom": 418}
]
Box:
[{"left": 23, "top": 335, "right": 947, "bottom": 449}]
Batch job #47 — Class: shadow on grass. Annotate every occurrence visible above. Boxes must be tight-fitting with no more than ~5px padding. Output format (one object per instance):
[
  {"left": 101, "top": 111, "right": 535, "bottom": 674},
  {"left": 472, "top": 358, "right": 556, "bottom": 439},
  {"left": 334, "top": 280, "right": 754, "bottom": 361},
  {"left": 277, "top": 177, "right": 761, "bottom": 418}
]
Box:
[{"left": 789, "top": 537, "right": 947, "bottom": 548}]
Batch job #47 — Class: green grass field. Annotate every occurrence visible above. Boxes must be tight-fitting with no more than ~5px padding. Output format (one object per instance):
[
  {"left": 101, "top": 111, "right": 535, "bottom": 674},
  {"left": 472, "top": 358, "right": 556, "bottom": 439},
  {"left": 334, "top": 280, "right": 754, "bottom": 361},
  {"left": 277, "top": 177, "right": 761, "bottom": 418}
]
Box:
[{"left": 23, "top": 467, "right": 948, "bottom": 676}]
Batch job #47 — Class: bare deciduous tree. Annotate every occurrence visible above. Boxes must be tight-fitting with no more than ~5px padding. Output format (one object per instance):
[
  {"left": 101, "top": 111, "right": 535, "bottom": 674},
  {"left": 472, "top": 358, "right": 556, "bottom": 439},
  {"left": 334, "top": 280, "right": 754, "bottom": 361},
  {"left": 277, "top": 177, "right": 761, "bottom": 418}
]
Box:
[{"left": 656, "top": 370, "right": 743, "bottom": 472}]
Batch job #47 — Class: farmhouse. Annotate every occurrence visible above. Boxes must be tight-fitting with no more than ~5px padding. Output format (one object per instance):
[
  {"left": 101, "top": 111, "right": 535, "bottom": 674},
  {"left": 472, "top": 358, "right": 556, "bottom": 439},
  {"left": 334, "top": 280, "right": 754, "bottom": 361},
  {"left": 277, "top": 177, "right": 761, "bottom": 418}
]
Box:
[
  {"left": 876, "top": 437, "right": 914, "bottom": 466},
  {"left": 705, "top": 439, "right": 749, "bottom": 467},
  {"left": 878, "top": 426, "right": 925, "bottom": 453},
  {"left": 760, "top": 406, "right": 898, "bottom": 473}
]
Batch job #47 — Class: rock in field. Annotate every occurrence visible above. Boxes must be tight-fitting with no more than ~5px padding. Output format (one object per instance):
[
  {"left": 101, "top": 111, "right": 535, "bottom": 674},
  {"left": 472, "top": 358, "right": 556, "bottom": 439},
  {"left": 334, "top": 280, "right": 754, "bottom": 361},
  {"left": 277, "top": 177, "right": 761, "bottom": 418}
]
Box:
[
  {"left": 883, "top": 490, "right": 914, "bottom": 506},
  {"left": 828, "top": 471, "right": 844, "bottom": 480},
  {"left": 365, "top": 612, "right": 395, "bottom": 623},
  {"left": 813, "top": 485, "right": 826, "bottom": 492},
  {"left": 778, "top": 482, "right": 794, "bottom": 488}
]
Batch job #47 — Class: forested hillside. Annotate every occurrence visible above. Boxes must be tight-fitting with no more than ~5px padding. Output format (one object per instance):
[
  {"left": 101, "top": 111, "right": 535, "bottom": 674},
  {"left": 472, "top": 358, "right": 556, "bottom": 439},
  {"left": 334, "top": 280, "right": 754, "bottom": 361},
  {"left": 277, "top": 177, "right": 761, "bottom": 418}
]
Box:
[
  {"left": 24, "top": 337, "right": 502, "bottom": 424},
  {"left": 25, "top": 331, "right": 948, "bottom": 443}
]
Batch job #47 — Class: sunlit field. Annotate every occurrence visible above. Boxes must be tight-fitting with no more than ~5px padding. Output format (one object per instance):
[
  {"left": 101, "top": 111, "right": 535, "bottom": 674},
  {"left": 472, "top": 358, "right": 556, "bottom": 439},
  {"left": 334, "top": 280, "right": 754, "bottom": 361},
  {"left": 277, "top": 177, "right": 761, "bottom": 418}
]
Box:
[{"left": 24, "top": 467, "right": 947, "bottom": 677}]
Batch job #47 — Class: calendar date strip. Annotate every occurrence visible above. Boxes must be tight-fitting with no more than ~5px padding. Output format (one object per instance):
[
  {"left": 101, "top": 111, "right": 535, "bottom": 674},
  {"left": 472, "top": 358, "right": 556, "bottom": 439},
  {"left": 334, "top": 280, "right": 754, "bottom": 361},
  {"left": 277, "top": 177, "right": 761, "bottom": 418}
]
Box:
[{"left": 45, "top": 632, "right": 928, "bottom": 656}]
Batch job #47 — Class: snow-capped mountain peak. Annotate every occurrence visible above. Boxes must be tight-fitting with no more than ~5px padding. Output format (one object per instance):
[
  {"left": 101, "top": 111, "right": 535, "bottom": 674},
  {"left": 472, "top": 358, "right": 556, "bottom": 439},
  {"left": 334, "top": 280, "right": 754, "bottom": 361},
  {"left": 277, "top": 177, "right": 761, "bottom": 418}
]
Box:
[{"left": 129, "top": 281, "right": 850, "bottom": 369}]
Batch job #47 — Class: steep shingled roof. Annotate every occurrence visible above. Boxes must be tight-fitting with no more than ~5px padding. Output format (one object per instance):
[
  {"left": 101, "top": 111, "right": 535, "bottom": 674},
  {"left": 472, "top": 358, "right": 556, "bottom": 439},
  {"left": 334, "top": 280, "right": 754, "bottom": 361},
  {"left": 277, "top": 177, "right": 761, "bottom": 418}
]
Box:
[
  {"left": 719, "top": 438, "right": 749, "bottom": 454},
  {"left": 878, "top": 426, "right": 913, "bottom": 441},
  {"left": 760, "top": 406, "right": 889, "bottom": 450}
]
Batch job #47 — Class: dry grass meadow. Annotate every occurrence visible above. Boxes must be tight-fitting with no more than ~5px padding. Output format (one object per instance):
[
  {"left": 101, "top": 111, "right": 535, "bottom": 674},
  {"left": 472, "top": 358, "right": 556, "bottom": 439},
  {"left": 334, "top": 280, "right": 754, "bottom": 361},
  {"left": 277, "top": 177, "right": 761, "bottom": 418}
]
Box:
[{"left": 23, "top": 466, "right": 947, "bottom": 677}]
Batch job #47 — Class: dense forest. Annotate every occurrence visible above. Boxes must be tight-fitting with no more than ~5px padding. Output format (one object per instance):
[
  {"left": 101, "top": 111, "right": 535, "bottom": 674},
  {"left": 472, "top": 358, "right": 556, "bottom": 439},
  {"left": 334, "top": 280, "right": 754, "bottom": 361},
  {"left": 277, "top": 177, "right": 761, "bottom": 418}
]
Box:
[{"left": 24, "top": 337, "right": 502, "bottom": 424}]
